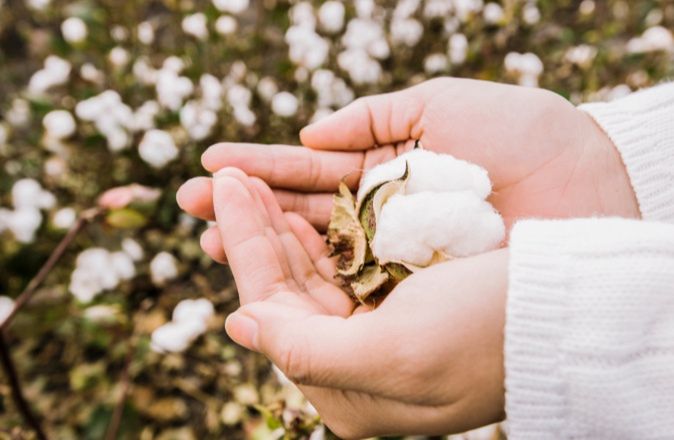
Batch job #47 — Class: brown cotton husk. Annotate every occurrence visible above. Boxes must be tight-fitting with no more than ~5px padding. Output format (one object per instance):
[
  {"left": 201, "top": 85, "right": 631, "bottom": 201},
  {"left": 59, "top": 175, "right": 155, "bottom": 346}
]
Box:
[{"left": 326, "top": 164, "right": 411, "bottom": 303}]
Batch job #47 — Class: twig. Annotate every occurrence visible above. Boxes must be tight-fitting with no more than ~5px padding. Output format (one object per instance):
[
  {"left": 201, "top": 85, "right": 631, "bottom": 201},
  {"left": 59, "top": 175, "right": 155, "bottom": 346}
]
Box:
[
  {"left": 0, "top": 332, "right": 48, "bottom": 440},
  {"left": 104, "top": 342, "right": 134, "bottom": 440},
  {"left": 0, "top": 208, "right": 102, "bottom": 333}
]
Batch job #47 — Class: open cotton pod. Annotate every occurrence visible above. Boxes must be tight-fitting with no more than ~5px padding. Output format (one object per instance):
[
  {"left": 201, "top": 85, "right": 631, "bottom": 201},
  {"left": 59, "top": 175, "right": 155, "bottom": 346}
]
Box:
[{"left": 327, "top": 145, "right": 505, "bottom": 302}]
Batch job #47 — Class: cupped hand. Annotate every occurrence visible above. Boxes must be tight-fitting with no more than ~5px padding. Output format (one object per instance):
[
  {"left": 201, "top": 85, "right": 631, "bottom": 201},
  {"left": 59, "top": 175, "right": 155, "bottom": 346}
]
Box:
[
  {"left": 211, "top": 168, "right": 508, "bottom": 438},
  {"left": 178, "top": 78, "right": 639, "bottom": 263}
]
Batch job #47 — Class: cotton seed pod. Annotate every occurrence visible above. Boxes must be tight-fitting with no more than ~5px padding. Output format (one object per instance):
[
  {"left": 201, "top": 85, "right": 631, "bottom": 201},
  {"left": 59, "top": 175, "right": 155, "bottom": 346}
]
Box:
[{"left": 327, "top": 145, "right": 505, "bottom": 302}]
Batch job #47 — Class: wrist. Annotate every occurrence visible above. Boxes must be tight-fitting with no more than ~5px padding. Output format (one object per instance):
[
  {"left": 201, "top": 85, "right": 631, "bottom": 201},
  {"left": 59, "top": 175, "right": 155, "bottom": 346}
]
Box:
[{"left": 579, "top": 109, "right": 641, "bottom": 219}]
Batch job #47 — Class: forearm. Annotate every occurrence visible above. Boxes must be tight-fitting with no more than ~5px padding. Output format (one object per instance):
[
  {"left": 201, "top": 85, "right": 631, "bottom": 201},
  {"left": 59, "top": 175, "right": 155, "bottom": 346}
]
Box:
[
  {"left": 579, "top": 83, "right": 674, "bottom": 222},
  {"left": 505, "top": 218, "right": 674, "bottom": 439}
]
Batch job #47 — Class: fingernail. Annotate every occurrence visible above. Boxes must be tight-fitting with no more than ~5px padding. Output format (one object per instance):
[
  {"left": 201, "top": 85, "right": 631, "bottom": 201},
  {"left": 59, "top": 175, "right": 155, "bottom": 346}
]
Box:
[{"left": 225, "top": 313, "right": 259, "bottom": 351}]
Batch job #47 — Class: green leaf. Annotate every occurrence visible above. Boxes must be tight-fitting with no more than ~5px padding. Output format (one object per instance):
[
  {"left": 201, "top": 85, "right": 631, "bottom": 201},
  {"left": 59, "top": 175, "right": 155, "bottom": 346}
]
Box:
[{"left": 105, "top": 208, "right": 148, "bottom": 229}]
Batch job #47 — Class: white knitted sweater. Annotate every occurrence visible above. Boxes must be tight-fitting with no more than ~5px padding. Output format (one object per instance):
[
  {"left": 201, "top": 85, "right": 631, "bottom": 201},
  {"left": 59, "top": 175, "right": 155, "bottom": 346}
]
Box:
[{"left": 505, "top": 83, "right": 674, "bottom": 439}]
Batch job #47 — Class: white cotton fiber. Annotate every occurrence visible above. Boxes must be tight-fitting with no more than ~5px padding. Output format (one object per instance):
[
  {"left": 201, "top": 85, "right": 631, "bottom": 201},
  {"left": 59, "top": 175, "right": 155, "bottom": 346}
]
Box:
[
  {"left": 371, "top": 191, "right": 505, "bottom": 267},
  {"left": 356, "top": 148, "right": 492, "bottom": 206}
]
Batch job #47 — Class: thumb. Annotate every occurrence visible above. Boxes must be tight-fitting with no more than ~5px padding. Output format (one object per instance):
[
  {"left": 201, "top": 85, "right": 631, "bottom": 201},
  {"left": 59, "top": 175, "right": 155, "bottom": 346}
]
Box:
[
  {"left": 300, "top": 87, "right": 425, "bottom": 151},
  {"left": 225, "top": 300, "right": 397, "bottom": 391}
]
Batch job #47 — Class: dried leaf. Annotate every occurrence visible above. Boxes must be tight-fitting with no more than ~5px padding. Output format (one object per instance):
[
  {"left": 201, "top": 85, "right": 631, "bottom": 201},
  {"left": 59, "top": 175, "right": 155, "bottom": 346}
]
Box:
[
  {"left": 350, "top": 264, "right": 390, "bottom": 302},
  {"left": 326, "top": 182, "right": 367, "bottom": 277},
  {"left": 358, "top": 162, "right": 410, "bottom": 242}
]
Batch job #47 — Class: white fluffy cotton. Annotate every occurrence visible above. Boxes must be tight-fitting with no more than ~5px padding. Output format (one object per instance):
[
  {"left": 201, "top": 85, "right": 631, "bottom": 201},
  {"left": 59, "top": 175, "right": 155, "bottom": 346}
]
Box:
[
  {"left": 357, "top": 148, "right": 504, "bottom": 268},
  {"left": 138, "top": 129, "right": 178, "bottom": 169},
  {"left": 150, "top": 251, "right": 179, "bottom": 285},
  {"left": 0, "top": 296, "right": 14, "bottom": 326},
  {"left": 151, "top": 297, "right": 214, "bottom": 353},
  {"left": 69, "top": 247, "right": 137, "bottom": 303},
  {"left": 61, "top": 17, "right": 88, "bottom": 44},
  {"left": 43, "top": 110, "right": 76, "bottom": 139},
  {"left": 357, "top": 148, "right": 491, "bottom": 203},
  {"left": 372, "top": 191, "right": 504, "bottom": 266}
]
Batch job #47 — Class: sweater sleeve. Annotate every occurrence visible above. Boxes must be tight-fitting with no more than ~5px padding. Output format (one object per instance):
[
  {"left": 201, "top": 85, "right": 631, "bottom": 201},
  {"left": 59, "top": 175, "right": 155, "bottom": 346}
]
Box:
[
  {"left": 578, "top": 83, "right": 674, "bottom": 222},
  {"left": 505, "top": 218, "right": 674, "bottom": 439}
]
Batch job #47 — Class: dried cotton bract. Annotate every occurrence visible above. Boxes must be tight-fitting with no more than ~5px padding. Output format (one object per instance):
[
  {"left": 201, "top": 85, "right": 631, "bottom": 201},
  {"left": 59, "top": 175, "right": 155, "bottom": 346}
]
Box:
[{"left": 327, "top": 147, "right": 504, "bottom": 302}]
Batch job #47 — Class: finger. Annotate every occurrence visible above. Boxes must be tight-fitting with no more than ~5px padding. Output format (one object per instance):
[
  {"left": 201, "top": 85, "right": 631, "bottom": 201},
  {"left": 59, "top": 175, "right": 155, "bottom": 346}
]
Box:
[
  {"left": 201, "top": 143, "right": 364, "bottom": 191},
  {"left": 176, "top": 176, "right": 334, "bottom": 230},
  {"left": 200, "top": 226, "right": 227, "bottom": 264},
  {"left": 284, "top": 212, "right": 336, "bottom": 282},
  {"left": 273, "top": 190, "right": 333, "bottom": 231},
  {"left": 212, "top": 168, "right": 292, "bottom": 303},
  {"left": 194, "top": 211, "right": 338, "bottom": 278},
  {"left": 250, "top": 178, "right": 353, "bottom": 316},
  {"left": 177, "top": 177, "right": 214, "bottom": 221},
  {"left": 300, "top": 88, "right": 425, "bottom": 151}
]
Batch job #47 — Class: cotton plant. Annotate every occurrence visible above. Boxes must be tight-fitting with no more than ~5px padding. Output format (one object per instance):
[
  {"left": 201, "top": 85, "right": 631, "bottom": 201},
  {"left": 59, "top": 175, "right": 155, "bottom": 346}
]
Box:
[{"left": 327, "top": 147, "right": 504, "bottom": 301}]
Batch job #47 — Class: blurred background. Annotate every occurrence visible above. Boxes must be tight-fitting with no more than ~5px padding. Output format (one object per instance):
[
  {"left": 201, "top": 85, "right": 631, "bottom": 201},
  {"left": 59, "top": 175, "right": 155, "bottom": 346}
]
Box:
[{"left": 0, "top": 0, "right": 672, "bottom": 438}]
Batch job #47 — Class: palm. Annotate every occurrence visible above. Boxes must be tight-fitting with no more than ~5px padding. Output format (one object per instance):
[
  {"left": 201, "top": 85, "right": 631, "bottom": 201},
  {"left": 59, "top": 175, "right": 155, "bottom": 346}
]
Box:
[{"left": 180, "top": 78, "right": 636, "bottom": 252}]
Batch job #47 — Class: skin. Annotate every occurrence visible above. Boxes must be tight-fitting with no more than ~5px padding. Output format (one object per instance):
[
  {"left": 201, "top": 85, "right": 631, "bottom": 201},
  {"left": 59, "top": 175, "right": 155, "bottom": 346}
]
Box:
[{"left": 177, "top": 78, "right": 640, "bottom": 438}]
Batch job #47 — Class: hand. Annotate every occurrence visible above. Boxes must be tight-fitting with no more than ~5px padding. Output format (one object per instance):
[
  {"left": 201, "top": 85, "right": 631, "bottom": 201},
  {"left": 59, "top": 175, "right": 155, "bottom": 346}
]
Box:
[
  {"left": 177, "top": 78, "right": 639, "bottom": 263},
  {"left": 210, "top": 168, "right": 508, "bottom": 438}
]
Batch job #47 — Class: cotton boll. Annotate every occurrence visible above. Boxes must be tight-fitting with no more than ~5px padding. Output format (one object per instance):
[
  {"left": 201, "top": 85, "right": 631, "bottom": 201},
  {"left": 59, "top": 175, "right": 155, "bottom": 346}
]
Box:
[
  {"left": 180, "top": 101, "right": 217, "bottom": 141},
  {"left": 256, "top": 77, "right": 278, "bottom": 102},
  {"left": 27, "top": 0, "right": 50, "bottom": 10},
  {"left": 0, "top": 296, "right": 14, "bottom": 326},
  {"left": 111, "top": 251, "right": 135, "bottom": 280},
  {"left": 483, "top": 3, "right": 504, "bottom": 24},
  {"left": 271, "top": 92, "right": 299, "bottom": 117},
  {"left": 424, "top": 53, "right": 448, "bottom": 74},
  {"left": 69, "top": 267, "right": 103, "bottom": 303},
  {"left": 52, "top": 207, "right": 77, "bottom": 229},
  {"left": 564, "top": 44, "right": 597, "bottom": 69},
  {"left": 150, "top": 321, "right": 197, "bottom": 353},
  {"left": 448, "top": 33, "right": 469, "bottom": 65},
  {"left": 318, "top": 1, "right": 345, "bottom": 33},
  {"left": 28, "top": 56, "right": 71, "bottom": 95},
  {"left": 138, "top": 129, "right": 178, "bottom": 169},
  {"left": 215, "top": 15, "right": 237, "bottom": 36},
  {"left": 372, "top": 191, "right": 505, "bottom": 267},
  {"left": 156, "top": 70, "right": 194, "bottom": 110},
  {"left": 337, "top": 49, "right": 382, "bottom": 85},
  {"left": 83, "top": 305, "right": 119, "bottom": 325},
  {"left": 357, "top": 149, "right": 492, "bottom": 204},
  {"left": 213, "top": 0, "right": 249, "bottom": 15},
  {"left": 233, "top": 106, "right": 256, "bottom": 127},
  {"left": 43, "top": 110, "right": 76, "bottom": 139},
  {"left": 122, "top": 238, "right": 144, "bottom": 261},
  {"left": 137, "top": 21, "right": 155, "bottom": 45},
  {"left": 182, "top": 13, "right": 209, "bottom": 40},
  {"left": 61, "top": 17, "right": 88, "bottom": 44},
  {"left": 390, "top": 18, "right": 423, "bottom": 47},
  {"left": 150, "top": 251, "right": 179, "bottom": 285},
  {"left": 226, "top": 84, "right": 252, "bottom": 108},
  {"left": 131, "top": 100, "right": 160, "bottom": 131},
  {"left": 109, "top": 47, "right": 130, "bottom": 68},
  {"left": 172, "top": 298, "right": 215, "bottom": 323},
  {"left": 522, "top": 3, "right": 540, "bottom": 24},
  {"left": 12, "top": 178, "right": 55, "bottom": 210}
]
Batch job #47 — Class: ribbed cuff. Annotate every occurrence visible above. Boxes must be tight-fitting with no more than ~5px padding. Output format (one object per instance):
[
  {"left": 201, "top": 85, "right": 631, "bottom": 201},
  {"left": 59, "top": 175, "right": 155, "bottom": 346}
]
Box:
[
  {"left": 505, "top": 220, "right": 570, "bottom": 439},
  {"left": 579, "top": 83, "right": 674, "bottom": 223},
  {"left": 506, "top": 218, "right": 674, "bottom": 439}
]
